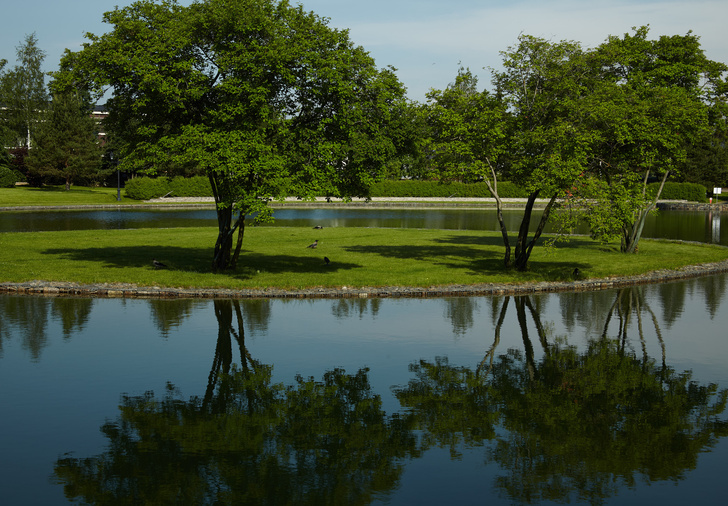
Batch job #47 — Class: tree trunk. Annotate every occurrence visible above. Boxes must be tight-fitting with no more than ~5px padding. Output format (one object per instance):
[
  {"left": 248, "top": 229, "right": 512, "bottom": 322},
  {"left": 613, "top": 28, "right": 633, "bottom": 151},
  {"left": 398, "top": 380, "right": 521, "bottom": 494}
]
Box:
[
  {"left": 514, "top": 191, "right": 539, "bottom": 271},
  {"left": 622, "top": 170, "right": 669, "bottom": 253},
  {"left": 513, "top": 191, "right": 559, "bottom": 272},
  {"left": 482, "top": 165, "right": 511, "bottom": 268},
  {"left": 209, "top": 171, "right": 249, "bottom": 271}
]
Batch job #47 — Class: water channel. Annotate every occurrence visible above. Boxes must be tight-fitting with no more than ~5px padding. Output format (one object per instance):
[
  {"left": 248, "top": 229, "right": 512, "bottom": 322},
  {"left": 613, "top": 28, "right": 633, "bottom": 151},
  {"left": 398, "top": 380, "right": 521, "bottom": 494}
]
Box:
[
  {"left": 1, "top": 206, "right": 726, "bottom": 246},
  {"left": 1, "top": 207, "right": 727, "bottom": 504}
]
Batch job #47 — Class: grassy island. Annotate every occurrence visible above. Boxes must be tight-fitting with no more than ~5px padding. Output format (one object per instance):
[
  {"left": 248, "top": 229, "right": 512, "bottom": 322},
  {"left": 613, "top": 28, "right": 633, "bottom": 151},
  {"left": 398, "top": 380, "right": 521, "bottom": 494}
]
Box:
[{"left": 1, "top": 226, "right": 726, "bottom": 291}]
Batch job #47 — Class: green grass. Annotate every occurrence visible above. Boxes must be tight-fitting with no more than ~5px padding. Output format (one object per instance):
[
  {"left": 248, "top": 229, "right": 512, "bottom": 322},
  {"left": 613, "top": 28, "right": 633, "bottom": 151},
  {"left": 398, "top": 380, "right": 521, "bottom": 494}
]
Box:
[
  {"left": 0, "top": 186, "right": 133, "bottom": 206},
  {"left": 1, "top": 226, "right": 726, "bottom": 290}
]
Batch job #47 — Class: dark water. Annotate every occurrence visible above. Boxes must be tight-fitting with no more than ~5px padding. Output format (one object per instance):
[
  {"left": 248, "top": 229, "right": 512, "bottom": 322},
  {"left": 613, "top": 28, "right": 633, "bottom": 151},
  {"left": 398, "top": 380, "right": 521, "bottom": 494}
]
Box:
[
  {"left": 1, "top": 275, "right": 727, "bottom": 505},
  {"left": 1, "top": 206, "right": 727, "bottom": 245}
]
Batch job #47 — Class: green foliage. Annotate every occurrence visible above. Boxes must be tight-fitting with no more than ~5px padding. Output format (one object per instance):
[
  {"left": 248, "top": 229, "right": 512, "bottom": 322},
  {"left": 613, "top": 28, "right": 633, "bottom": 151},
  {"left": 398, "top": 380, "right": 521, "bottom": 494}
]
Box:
[
  {"left": 584, "top": 26, "right": 723, "bottom": 252},
  {"left": 169, "top": 175, "right": 213, "bottom": 197},
  {"left": 647, "top": 181, "right": 707, "bottom": 202},
  {"left": 370, "top": 180, "right": 528, "bottom": 198},
  {"left": 0, "top": 166, "right": 19, "bottom": 188},
  {"left": 124, "top": 176, "right": 171, "bottom": 200},
  {"left": 0, "top": 33, "right": 49, "bottom": 148},
  {"left": 25, "top": 91, "right": 102, "bottom": 189},
  {"left": 125, "top": 175, "right": 213, "bottom": 200},
  {"left": 63, "top": 0, "right": 407, "bottom": 271}
]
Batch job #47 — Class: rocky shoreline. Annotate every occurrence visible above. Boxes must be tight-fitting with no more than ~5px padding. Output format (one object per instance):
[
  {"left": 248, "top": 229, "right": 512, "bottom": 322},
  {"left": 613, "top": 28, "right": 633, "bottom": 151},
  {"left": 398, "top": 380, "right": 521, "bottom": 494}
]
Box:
[{"left": 2, "top": 258, "right": 727, "bottom": 300}]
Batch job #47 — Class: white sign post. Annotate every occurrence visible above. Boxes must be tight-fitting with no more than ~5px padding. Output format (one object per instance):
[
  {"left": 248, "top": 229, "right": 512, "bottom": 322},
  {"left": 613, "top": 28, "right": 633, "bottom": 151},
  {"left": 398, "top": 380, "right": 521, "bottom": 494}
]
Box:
[{"left": 712, "top": 187, "right": 722, "bottom": 205}]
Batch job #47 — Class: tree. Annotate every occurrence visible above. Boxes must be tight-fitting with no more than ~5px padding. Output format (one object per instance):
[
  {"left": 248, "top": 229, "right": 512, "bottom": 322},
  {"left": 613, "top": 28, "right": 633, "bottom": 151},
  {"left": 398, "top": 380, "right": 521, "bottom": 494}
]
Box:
[
  {"left": 62, "top": 0, "right": 406, "bottom": 271},
  {"left": 491, "top": 35, "right": 594, "bottom": 270},
  {"left": 425, "top": 68, "right": 512, "bottom": 266},
  {"left": 0, "top": 33, "right": 48, "bottom": 148},
  {"left": 579, "top": 27, "right": 726, "bottom": 252},
  {"left": 25, "top": 91, "right": 102, "bottom": 189}
]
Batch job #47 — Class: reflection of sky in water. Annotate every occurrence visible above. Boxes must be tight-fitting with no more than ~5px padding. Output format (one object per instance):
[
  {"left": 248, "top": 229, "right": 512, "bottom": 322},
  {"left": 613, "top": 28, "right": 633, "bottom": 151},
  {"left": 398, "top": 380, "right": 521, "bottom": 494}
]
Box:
[
  {"left": 1, "top": 208, "right": 726, "bottom": 245},
  {"left": 1, "top": 275, "right": 727, "bottom": 504}
]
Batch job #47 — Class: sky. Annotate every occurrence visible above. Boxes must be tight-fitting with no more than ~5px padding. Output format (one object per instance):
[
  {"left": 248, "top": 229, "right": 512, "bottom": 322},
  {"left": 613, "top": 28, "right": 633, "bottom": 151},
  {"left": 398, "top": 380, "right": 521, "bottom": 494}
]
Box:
[{"left": 2, "top": 0, "right": 727, "bottom": 102}]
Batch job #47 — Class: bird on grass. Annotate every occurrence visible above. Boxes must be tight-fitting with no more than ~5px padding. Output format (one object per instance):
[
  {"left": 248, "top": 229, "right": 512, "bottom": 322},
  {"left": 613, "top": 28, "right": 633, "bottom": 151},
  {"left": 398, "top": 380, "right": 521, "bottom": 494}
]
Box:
[
  {"left": 153, "top": 259, "right": 168, "bottom": 269},
  {"left": 313, "top": 225, "right": 324, "bottom": 229},
  {"left": 324, "top": 256, "right": 330, "bottom": 265},
  {"left": 307, "top": 240, "right": 318, "bottom": 249},
  {"left": 572, "top": 267, "right": 581, "bottom": 279}
]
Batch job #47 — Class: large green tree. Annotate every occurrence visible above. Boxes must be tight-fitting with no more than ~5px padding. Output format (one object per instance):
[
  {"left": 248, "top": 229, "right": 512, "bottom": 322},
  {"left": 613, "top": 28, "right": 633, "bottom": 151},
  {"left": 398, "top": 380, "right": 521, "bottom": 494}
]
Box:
[
  {"left": 0, "top": 33, "right": 48, "bottom": 149},
  {"left": 25, "top": 91, "right": 102, "bottom": 189},
  {"left": 62, "top": 0, "right": 406, "bottom": 271},
  {"left": 424, "top": 68, "right": 512, "bottom": 265},
  {"left": 491, "top": 35, "right": 595, "bottom": 270},
  {"left": 579, "top": 27, "right": 726, "bottom": 252}
]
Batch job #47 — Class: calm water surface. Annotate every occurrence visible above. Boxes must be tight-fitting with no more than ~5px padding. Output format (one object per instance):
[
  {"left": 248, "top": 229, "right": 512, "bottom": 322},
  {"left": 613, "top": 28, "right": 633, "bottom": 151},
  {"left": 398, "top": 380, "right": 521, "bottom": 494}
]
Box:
[
  {"left": 1, "top": 207, "right": 726, "bottom": 245},
  {"left": 1, "top": 274, "right": 727, "bottom": 505}
]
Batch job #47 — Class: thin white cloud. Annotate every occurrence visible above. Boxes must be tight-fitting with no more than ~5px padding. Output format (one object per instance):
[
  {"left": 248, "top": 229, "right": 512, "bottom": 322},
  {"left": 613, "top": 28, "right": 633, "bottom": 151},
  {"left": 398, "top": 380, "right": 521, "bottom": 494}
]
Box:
[{"left": 342, "top": 0, "right": 728, "bottom": 99}]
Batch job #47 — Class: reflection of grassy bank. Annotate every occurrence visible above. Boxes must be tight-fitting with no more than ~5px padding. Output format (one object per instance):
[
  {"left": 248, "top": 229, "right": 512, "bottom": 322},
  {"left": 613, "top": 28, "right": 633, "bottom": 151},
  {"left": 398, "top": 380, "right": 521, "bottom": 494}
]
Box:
[{"left": 1, "top": 227, "right": 726, "bottom": 290}]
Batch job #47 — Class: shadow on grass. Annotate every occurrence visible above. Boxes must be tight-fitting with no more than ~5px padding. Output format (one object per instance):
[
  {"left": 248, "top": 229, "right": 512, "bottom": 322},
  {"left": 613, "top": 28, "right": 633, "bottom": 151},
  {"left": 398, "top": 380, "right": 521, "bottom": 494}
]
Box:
[
  {"left": 23, "top": 186, "right": 103, "bottom": 194},
  {"left": 42, "top": 246, "right": 360, "bottom": 280},
  {"left": 345, "top": 235, "right": 595, "bottom": 281}
]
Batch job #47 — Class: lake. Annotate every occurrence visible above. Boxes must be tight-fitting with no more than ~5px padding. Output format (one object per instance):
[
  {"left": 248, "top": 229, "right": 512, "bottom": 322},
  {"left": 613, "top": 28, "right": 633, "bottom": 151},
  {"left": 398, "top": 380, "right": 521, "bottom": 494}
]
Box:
[
  {"left": 1, "top": 275, "right": 727, "bottom": 504},
  {"left": 1, "top": 206, "right": 726, "bottom": 246},
  {"left": 1, "top": 205, "right": 727, "bottom": 504}
]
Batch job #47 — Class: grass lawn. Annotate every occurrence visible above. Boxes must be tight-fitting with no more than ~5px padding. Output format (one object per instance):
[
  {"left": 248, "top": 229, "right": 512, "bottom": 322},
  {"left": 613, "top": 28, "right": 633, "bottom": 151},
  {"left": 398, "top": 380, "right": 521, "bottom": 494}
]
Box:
[
  {"left": 0, "top": 186, "right": 134, "bottom": 206},
  {"left": 1, "top": 226, "right": 726, "bottom": 290}
]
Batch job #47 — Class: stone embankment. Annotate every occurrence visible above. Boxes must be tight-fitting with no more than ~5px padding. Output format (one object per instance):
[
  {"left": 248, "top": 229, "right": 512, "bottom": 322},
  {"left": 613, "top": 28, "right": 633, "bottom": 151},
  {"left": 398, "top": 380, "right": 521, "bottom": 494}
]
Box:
[{"left": 2, "top": 259, "right": 728, "bottom": 301}]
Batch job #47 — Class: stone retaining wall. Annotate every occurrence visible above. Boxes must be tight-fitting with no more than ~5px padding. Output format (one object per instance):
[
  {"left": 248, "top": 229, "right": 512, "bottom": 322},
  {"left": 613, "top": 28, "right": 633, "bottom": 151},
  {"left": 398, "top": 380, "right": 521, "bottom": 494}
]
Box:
[{"left": 2, "top": 259, "right": 727, "bottom": 301}]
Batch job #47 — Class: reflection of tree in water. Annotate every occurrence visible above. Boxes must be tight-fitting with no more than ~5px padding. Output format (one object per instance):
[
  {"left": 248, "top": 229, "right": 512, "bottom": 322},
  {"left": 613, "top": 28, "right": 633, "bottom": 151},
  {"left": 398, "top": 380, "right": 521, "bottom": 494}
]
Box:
[
  {"left": 330, "top": 297, "right": 382, "bottom": 319},
  {"left": 600, "top": 287, "right": 667, "bottom": 368},
  {"left": 478, "top": 295, "right": 551, "bottom": 380},
  {"left": 443, "top": 297, "right": 479, "bottom": 336},
  {"left": 54, "top": 299, "right": 417, "bottom": 505},
  {"left": 396, "top": 293, "right": 728, "bottom": 505},
  {"left": 50, "top": 297, "right": 94, "bottom": 339},
  {"left": 686, "top": 274, "right": 727, "bottom": 320},
  {"left": 148, "top": 299, "right": 208, "bottom": 337},
  {"left": 0, "top": 295, "right": 93, "bottom": 360}
]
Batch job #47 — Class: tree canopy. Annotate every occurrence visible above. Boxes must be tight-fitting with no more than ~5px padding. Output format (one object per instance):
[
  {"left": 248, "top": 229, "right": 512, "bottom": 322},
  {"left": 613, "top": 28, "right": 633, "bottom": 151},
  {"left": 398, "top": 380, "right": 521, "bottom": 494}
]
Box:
[
  {"left": 0, "top": 33, "right": 48, "bottom": 149},
  {"left": 60, "top": 0, "right": 408, "bottom": 270},
  {"left": 576, "top": 27, "right": 727, "bottom": 252}
]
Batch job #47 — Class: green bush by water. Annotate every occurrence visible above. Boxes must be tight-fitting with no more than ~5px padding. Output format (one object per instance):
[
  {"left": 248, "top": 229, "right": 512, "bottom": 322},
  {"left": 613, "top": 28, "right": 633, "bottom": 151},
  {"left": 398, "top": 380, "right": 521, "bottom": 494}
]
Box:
[
  {"left": 125, "top": 176, "right": 212, "bottom": 200},
  {"left": 369, "top": 180, "right": 528, "bottom": 198},
  {"left": 648, "top": 182, "right": 707, "bottom": 202},
  {"left": 0, "top": 166, "right": 19, "bottom": 188}
]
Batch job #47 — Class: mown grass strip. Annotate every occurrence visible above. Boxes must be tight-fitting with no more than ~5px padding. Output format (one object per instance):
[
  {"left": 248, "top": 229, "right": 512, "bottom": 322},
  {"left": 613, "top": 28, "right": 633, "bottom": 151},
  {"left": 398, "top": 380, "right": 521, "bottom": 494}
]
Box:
[
  {"left": 0, "top": 186, "right": 132, "bottom": 206},
  {"left": 1, "top": 226, "right": 726, "bottom": 290}
]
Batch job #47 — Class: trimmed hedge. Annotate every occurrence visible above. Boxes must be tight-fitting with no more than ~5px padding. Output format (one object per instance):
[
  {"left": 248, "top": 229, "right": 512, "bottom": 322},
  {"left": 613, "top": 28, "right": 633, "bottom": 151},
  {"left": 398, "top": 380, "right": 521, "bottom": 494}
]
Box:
[
  {"left": 170, "top": 176, "right": 213, "bottom": 197},
  {"left": 648, "top": 182, "right": 707, "bottom": 202},
  {"left": 125, "top": 176, "right": 212, "bottom": 200},
  {"left": 370, "top": 180, "right": 528, "bottom": 198}
]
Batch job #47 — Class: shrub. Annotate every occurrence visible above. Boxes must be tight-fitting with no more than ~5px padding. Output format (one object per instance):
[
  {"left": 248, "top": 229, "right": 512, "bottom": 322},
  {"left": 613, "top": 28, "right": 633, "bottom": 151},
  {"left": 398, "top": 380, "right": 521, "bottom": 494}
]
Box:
[
  {"left": 648, "top": 182, "right": 707, "bottom": 202},
  {"left": 125, "top": 175, "right": 213, "bottom": 200},
  {"left": 0, "top": 166, "right": 19, "bottom": 188},
  {"left": 124, "top": 177, "right": 171, "bottom": 200},
  {"left": 169, "top": 175, "right": 213, "bottom": 197},
  {"left": 369, "top": 180, "right": 529, "bottom": 198}
]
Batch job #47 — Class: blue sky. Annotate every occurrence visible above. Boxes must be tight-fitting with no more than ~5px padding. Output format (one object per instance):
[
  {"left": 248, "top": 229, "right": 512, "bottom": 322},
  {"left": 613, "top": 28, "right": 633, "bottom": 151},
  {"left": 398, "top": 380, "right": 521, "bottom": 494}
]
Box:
[{"left": 2, "top": 0, "right": 727, "bottom": 102}]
